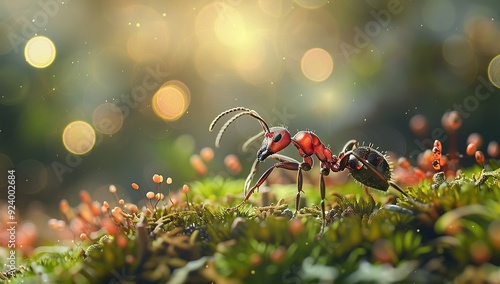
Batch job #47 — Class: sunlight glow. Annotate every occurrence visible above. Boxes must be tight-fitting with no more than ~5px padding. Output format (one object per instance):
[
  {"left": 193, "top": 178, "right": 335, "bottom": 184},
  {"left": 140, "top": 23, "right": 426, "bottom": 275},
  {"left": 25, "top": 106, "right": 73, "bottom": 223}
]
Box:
[
  {"left": 301, "top": 48, "right": 333, "bottom": 82},
  {"left": 62, "top": 121, "right": 96, "bottom": 155},
  {"left": 24, "top": 36, "right": 56, "bottom": 68},
  {"left": 92, "top": 103, "right": 124, "bottom": 135},
  {"left": 488, "top": 55, "right": 500, "bottom": 88},
  {"left": 152, "top": 81, "right": 190, "bottom": 121}
]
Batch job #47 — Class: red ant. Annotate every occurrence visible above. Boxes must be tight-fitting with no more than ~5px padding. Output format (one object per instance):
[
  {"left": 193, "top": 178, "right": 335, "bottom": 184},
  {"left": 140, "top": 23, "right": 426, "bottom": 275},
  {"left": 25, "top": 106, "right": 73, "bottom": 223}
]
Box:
[{"left": 210, "top": 107, "right": 428, "bottom": 238}]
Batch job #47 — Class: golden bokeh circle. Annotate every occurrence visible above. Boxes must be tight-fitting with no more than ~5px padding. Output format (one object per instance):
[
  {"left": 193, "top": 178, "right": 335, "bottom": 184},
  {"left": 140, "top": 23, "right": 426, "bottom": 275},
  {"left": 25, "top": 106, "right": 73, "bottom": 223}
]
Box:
[
  {"left": 24, "top": 36, "right": 56, "bottom": 68},
  {"left": 62, "top": 121, "right": 96, "bottom": 155},
  {"left": 488, "top": 55, "right": 500, "bottom": 88},
  {"left": 301, "top": 48, "right": 334, "bottom": 82},
  {"left": 152, "top": 81, "right": 190, "bottom": 121},
  {"left": 92, "top": 103, "right": 124, "bottom": 135}
]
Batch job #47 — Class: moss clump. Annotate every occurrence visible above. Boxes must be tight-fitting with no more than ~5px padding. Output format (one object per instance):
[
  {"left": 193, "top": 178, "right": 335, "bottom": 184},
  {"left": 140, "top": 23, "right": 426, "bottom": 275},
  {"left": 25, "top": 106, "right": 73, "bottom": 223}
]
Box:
[{"left": 3, "top": 167, "right": 500, "bottom": 283}]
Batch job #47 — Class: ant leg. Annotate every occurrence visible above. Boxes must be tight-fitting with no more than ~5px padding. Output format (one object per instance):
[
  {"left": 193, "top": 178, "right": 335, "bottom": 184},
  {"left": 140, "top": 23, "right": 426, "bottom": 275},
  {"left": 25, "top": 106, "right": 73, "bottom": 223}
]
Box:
[
  {"left": 271, "top": 154, "right": 311, "bottom": 216},
  {"left": 270, "top": 153, "right": 301, "bottom": 164},
  {"left": 388, "top": 181, "right": 430, "bottom": 209},
  {"left": 341, "top": 139, "right": 358, "bottom": 153},
  {"left": 316, "top": 168, "right": 328, "bottom": 240},
  {"left": 363, "top": 186, "right": 372, "bottom": 197},
  {"left": 227, "top": 161, "right": 300, "bottom": 212},
  {"left": 244, "top": 159, "right": 260, "bottom": 196},
  {"left": 295, "top": 167, "right": 303, "bottom": 216},
  {"left": 245, "top": 154, "right": 301, "bottom": 195}
]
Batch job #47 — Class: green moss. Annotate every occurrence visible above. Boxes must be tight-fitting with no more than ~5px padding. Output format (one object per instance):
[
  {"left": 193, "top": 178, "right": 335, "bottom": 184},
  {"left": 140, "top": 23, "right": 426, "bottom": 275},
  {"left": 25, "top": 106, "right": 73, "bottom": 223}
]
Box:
[{"left": 4, "top": 167, "right": 500, "bottom": 283}]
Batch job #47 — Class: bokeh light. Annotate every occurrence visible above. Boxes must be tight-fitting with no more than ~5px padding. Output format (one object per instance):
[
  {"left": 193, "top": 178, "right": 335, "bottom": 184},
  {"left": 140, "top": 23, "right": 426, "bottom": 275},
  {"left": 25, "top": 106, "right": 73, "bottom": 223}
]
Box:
[
  {"left": 214, "top": 4, "right": 247, "bottom": 48},
  {"left": 92, "top": 103, "right": 124, "bottom": 135},
  {"left": 442, "top": 35, "right": 474, "bottom": 67},
  {"left": 293, "top": 0, "right": 328, "bottom": 9},
  {"left": 422, "top": 0, "right": 456, "bottom": 32},
  {"left": 258, "top": 0, "right": 293, "bottom": 17},
  {"left": 194, "top": 42, "right": 230, "bottom": 83},
  {"left": 24, "top": 36, "right": 56, "bottom": 68},
  {"left": 62, "top": 121, "right": 96, "bottom": 155},
  {"left": 127, "top": 20, "right": 169, "bottom": 63},
  {"left": 152, "top": 80, "right": 190, "bottom": 121},
  {"left": 0, "top": 153, "right": 14, "bottom": 175},
  {"left": 465, "top": 17, "right": 500, "bottom": 56},
  {"left": 277, "top": 8, "right": 339, "bottom": 61},
  {"left": 233, "top": 32, "right": 283, "bottom": 85},
  {"left": 488, "top": 55, "right": 500, "bottom": 88},
  {"left": 301, "top": 48, "right": 334, "bottom": 82}
]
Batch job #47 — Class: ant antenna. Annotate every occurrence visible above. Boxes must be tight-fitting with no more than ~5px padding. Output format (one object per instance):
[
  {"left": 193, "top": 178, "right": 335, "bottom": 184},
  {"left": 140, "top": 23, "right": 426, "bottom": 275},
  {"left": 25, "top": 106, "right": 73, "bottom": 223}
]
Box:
[
  {"left": 242, "top": 131, "right": 265, "bottom": 151},
  {"left": 209, "top": 107, "right": 270, "bottom": 148}
]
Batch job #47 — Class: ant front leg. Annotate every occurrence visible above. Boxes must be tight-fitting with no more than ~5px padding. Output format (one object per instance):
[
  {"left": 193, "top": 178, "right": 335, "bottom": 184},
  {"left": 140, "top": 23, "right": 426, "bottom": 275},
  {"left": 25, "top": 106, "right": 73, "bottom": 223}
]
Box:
[
  {"left": 316, "top": 166, "right": 330, "bottom": 239},
  {"left": 227, "top": 160, "right": 299, "bottom": 212},
  {"left": 228, "top": 154, "right": 310, "bottom": 213},
  {"left": 244, "top": 158, "right": 260, "bottom": 196}
]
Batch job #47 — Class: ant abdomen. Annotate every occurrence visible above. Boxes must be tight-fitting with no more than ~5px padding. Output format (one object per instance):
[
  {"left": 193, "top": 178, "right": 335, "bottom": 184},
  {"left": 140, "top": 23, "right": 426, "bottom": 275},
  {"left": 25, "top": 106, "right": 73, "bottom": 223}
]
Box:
[{"left": 347, "top": 146, "right": 392, "bottom": 192}]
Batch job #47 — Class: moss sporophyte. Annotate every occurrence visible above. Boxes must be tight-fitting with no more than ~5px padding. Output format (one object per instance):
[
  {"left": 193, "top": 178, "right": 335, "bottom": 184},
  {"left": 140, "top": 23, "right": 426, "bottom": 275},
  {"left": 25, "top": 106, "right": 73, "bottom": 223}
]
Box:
[{"left": 3, "top": 110, "right": 500, "bottom": 283}]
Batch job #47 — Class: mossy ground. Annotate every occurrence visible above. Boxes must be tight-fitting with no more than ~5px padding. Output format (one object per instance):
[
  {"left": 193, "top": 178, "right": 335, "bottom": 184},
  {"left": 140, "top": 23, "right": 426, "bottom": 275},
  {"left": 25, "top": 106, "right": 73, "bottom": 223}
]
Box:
[{"left": 2, "top": 167, "right": 500, "bottom": 283}]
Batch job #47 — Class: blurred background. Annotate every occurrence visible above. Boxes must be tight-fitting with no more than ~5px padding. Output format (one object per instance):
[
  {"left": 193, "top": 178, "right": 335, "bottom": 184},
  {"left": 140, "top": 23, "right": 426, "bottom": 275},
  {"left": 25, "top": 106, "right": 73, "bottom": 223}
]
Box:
[{"left": 1, "top": 0, "right": 500, "bottom": 216}]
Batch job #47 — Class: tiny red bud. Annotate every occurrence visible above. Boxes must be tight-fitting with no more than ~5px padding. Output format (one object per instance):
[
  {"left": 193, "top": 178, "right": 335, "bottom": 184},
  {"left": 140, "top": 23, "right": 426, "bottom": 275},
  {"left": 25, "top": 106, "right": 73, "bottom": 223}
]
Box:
[
  {"left": 409, "top": 114, "right": 428, "bottom": 137},
  {"left": 488, "top": 141, "right": 499, "bottom": 158},
  {"left": 467, "top": 133, "right": 483, "bottom": 149},
  {"left": 397, "top": 157, "right": 411, "bottom": 170},
  {"left": 152, "top": 174, "right": 163, "bottom": 184},
  {"left": 79, "top": 190, "right": 91, "bottom": 204},
  {"left": 155, "top": 193, "right": 164, "bottom": 200},
  {"left": 289, "top": 219, "right": 304, "bottom": 236},
  {"left": 146, "top": 191, "right": 155, "bottom": 199},
  {"left": 190, "top": 155, "right": 208, "bottom": 175},
  {"left": 59, "top": 199, "right": 69, "bottom": 214},
  {"left": 475, "top": 150, "right": 485, "bottom": 167},
  {"left": 200, "top": 147, "right": 214, "bottom": 162},
  {"left": 80, "top": 233, "right": 87, "bottom": 241},
  {"left": 270, "top": 246, "right": 286, "bottom": 263},
  {"left": 466, "top": 143, "right": 477, "bottom": 156}
]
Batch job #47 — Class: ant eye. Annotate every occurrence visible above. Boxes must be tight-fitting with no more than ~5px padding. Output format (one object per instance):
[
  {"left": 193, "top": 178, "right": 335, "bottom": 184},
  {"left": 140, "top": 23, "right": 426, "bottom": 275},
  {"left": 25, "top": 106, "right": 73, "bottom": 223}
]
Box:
[{"left": 273, "top": 133, "right": 282, "bottom": 143}]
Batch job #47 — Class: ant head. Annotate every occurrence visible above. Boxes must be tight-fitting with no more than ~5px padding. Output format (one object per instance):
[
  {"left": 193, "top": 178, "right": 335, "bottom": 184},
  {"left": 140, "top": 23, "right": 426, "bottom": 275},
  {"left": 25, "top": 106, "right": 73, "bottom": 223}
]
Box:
[
  {"left": 209, "top": 107, "right": 291, "bottom": 161},
  {"left": 257, "top": 127, "right": 291, "bottom": 161}
]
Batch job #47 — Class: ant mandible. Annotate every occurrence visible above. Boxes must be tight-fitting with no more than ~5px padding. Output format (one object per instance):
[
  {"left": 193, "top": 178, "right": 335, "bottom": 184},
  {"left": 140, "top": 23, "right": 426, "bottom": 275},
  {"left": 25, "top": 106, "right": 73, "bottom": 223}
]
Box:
[{"left": 210, "top": 107, "right": 427, "bottom": 238}]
